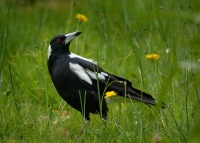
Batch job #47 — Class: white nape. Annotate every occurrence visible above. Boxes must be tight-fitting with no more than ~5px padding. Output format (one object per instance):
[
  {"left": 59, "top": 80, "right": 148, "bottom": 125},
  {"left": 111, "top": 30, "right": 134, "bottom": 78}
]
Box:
[
  {"left": 48, "top": 45, "right": 52, "bottom": 59},
  {"left": 69, "top": 62, "right": 92, "bottom": 85}
]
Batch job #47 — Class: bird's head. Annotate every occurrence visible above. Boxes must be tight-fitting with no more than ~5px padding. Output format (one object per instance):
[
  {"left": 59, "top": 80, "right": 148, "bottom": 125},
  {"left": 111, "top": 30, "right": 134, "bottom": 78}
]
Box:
[{"left": 48, "top": 31, "right": 82, "bottom": 58}]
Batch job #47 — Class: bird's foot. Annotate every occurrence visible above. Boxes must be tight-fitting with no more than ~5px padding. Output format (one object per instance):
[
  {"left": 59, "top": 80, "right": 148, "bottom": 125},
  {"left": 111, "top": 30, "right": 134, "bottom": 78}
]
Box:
[{"left": 80, "top": 120, "right": 90, "bottom": 134}]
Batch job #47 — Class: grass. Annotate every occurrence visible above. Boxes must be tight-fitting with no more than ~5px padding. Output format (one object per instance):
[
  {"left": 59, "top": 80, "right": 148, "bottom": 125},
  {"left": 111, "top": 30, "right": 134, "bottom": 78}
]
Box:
[{"left": 0, "top": 0, "right": 200, "bottom": 142}]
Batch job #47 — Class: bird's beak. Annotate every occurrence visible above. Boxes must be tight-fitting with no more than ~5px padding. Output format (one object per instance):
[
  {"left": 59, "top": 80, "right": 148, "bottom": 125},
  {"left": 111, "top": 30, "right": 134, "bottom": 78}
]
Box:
[{"left": 64, "top": 31, "right": 82, "bottom": 45}]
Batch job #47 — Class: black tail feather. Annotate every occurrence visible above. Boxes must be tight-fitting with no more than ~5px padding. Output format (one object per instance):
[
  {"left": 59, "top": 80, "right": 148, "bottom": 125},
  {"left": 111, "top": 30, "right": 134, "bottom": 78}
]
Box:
[{"left": 116, "top": 86, "right": 166, "bottom": 108}]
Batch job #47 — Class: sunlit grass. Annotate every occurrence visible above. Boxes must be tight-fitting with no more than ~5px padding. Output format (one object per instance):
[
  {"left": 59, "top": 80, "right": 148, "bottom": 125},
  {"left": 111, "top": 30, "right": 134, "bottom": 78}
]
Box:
[{"left": 0, "top": 0, "right": 200, "bottom": 142}]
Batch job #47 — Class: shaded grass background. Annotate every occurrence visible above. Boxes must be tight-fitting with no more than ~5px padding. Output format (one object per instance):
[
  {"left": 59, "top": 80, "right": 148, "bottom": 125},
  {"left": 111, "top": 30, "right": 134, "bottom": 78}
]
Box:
[{"left": 0, "top": 0, "right": 200, "bottom": 142}]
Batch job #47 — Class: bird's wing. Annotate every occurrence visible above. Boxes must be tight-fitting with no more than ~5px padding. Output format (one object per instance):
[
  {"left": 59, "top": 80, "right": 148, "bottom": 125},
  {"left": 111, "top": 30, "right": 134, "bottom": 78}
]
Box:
[
  {"left": 69, "top": 57, "right": 132, "bottom": 86},
  {"left": 69, "top": 57, "right": 156, "bottom": 105}
]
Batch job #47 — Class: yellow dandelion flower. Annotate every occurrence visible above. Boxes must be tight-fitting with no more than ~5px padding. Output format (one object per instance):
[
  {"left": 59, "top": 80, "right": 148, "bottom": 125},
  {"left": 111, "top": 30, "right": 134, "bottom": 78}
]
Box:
[
  {"left": 76, "top": 14, "right": 88, "bottom": 22},
  {"left": 105, "top": 91, "right": 117, "bottom": 98},
  {"left": 145, "top": 54, "right": 160, "bottom": 61}
]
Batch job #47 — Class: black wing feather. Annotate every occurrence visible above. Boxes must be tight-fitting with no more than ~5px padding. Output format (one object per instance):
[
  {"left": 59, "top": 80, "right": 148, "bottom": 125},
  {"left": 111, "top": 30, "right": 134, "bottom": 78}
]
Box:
[{"left": 71, "top": 57, "right": 156, "bottom": 106}]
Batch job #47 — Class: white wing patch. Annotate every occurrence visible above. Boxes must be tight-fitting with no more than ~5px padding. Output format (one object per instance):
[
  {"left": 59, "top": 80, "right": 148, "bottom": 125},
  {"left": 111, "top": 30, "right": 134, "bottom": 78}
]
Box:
[
  {"left": 86, "top": 70, "right": 107, "bottom": 80},
  {"left": 100, "top": 72, "right": 108, "bottom": 77},
  {"left": 69, "top": 62, "right": 92, "bottom": 85},
  {"left": 69, "top": 62, "right": 109, "bottom": 85},
  {"left": 69, "top": 53, "right": 96, "bottom": 64}
]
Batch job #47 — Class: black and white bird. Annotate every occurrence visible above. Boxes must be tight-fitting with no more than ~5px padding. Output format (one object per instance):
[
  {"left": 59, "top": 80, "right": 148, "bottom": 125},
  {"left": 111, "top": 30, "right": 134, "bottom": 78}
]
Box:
[{"left": 47, "top": 31, "right": 163, "bottom": 122}]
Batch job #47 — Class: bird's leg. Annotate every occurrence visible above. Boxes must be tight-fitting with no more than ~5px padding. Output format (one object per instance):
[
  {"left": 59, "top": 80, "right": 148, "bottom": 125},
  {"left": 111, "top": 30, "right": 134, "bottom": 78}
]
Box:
[
  {"left": 101, "top": 113, "right": 108, "bottom": 127},
  {"left": 80, "top": 121, "right": 90, "bottom": 134},
  {"left": 80, "top": 114, "right": 90, "bottom": 134}
]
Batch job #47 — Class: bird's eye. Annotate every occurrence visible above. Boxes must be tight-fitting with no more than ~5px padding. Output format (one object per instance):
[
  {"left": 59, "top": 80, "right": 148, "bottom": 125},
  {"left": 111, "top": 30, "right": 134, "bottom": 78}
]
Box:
[{"left": 56, "top": 38, "right": 62, "bottom": 43}]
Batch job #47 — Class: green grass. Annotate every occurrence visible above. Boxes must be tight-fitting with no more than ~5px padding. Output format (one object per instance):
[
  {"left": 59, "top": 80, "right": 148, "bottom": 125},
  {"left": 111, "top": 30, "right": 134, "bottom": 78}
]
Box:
[{"left": 0, "top": 0, "right": 200, "bottom": 142}]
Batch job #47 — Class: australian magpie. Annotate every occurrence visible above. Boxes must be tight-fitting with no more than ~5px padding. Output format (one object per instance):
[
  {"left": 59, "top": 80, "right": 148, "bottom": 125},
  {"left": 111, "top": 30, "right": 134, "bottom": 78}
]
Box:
[{"left": 47, "top": 31, "right": 163, "bottom": 121}]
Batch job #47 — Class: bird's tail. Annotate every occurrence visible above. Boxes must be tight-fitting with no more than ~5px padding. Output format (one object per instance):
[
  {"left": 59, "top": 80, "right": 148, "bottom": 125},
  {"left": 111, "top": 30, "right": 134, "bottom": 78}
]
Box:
[
  {"left": 102, "top": 74, "right": 165, "bottom": 108},
  {"left": 108, "top": 85, "right": 165, "bottom": 108},
  {"left": 125, "top": 86, "right": 156, "bottom": 105}
]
